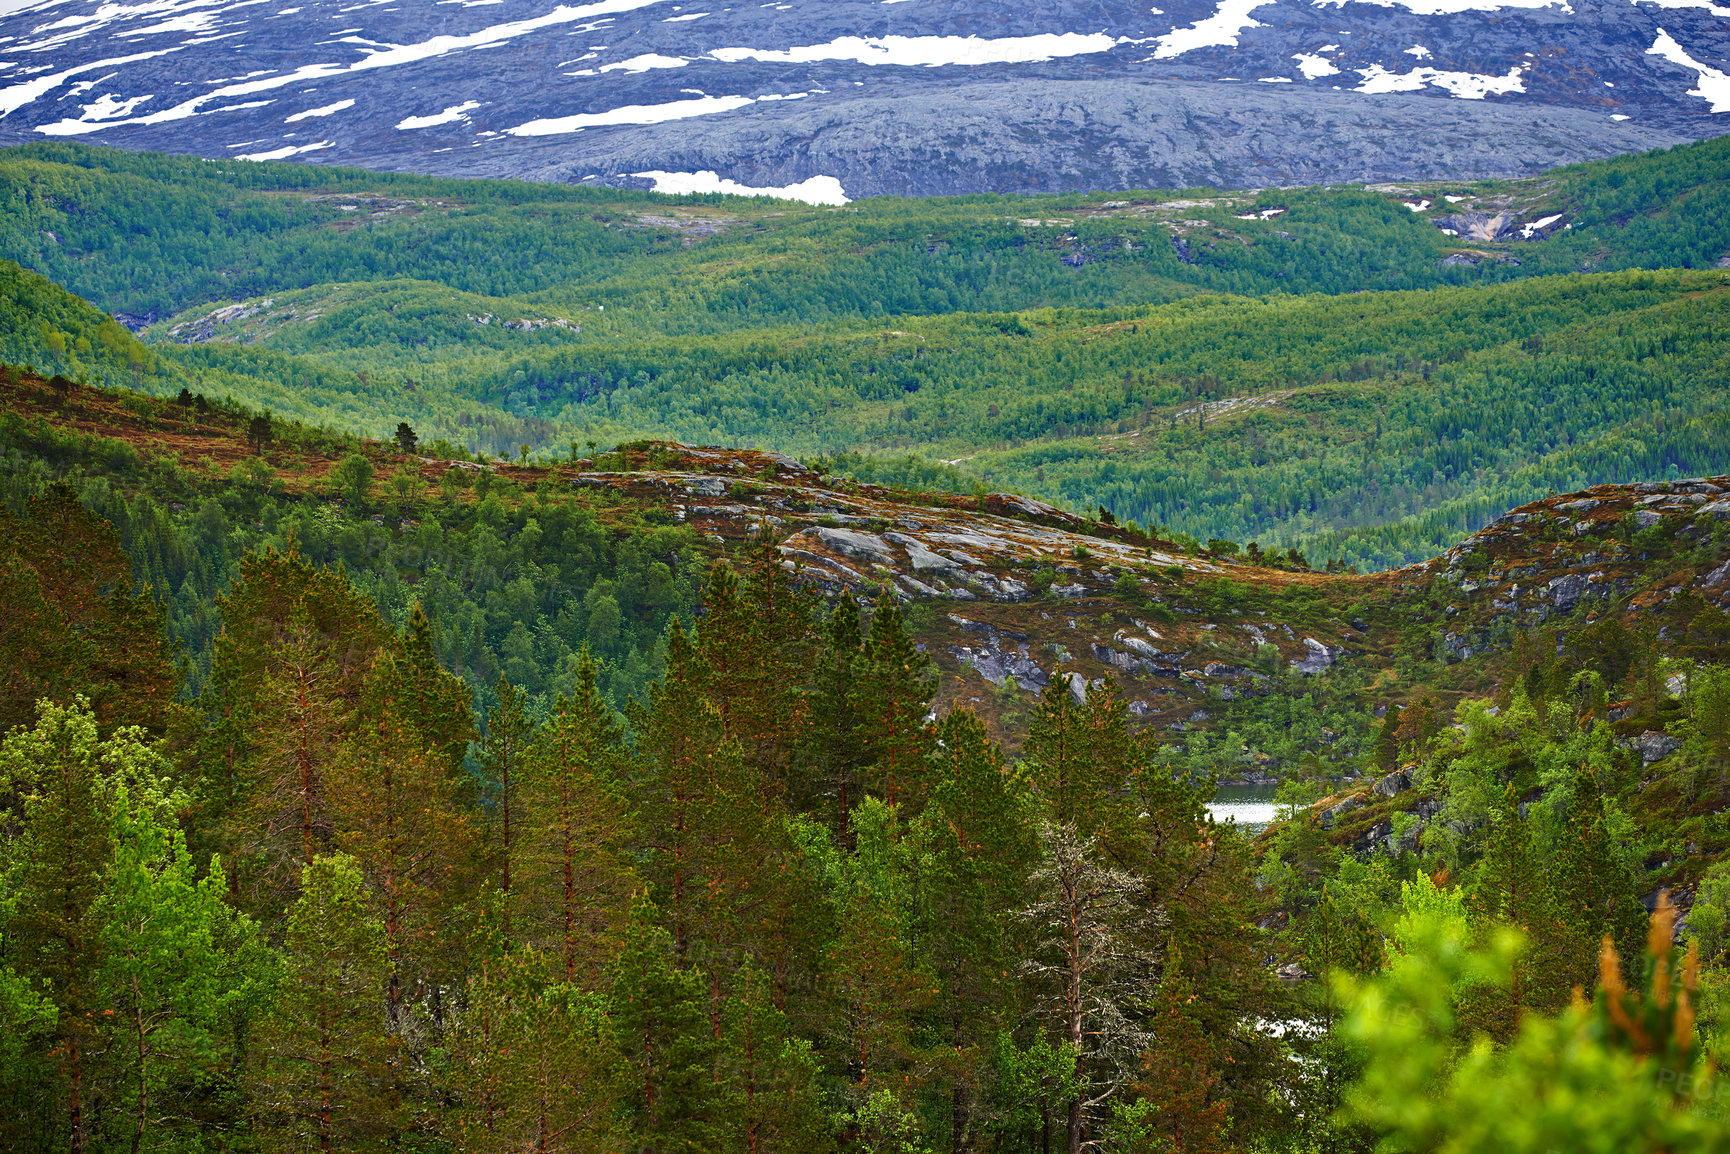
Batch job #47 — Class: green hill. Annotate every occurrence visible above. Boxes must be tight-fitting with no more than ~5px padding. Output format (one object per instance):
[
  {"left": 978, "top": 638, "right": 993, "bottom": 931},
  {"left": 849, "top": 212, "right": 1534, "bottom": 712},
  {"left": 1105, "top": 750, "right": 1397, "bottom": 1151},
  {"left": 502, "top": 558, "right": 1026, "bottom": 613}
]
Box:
[{"left": 5, "top": 139, "right": 1730, "bottom": 568}]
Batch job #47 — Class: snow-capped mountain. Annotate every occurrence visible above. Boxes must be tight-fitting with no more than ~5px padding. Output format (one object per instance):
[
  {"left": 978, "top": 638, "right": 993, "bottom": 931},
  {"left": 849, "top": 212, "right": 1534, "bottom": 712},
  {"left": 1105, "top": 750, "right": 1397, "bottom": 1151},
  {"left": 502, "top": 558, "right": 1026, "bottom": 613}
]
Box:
[{"left": 1, "top": 0, "right": 1725, "bottom": 196}]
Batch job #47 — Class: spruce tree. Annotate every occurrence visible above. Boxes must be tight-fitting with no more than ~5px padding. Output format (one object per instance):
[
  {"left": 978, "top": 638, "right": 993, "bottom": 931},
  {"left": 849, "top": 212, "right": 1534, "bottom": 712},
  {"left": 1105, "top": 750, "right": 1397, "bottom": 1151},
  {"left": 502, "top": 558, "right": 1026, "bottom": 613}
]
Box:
[
  {"left": 693, "top": 543, "right": 817, "bottom": 801},
  {"left": 853, "top": 592, "right": 936, "bottom": 810}
]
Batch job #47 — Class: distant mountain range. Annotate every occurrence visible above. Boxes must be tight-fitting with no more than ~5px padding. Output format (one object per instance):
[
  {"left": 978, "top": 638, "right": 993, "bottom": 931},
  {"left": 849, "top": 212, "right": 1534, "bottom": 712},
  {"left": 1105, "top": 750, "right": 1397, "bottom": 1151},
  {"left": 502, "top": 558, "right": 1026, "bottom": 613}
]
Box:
[{"left": 1, "top": 0, "right": 1727, "bottom": 195}]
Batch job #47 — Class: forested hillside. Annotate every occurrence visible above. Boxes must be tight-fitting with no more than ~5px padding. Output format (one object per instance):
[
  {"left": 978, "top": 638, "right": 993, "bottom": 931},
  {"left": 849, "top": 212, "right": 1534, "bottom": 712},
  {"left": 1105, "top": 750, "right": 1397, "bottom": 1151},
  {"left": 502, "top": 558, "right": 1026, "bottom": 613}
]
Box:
[
  {"left": 5, "top": 141, "right": 1730, "bottom": 568},
  {"left": 3, "top": 362, "right": 1729, "bottom": 1152}
]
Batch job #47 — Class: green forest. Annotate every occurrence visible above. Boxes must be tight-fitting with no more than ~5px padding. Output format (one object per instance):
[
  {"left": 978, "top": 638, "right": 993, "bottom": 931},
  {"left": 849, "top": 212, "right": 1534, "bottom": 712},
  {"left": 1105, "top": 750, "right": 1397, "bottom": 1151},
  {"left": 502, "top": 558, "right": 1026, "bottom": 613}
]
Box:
[
  {"left": 2, "top": 432, "right": 1729, "bottom": 1151},
  {"left": 2, "top": 134, "right": 1730, "bottom": 1152},
  {"left": 5, "top": 139, "right": 1730, "bottom": 568}
]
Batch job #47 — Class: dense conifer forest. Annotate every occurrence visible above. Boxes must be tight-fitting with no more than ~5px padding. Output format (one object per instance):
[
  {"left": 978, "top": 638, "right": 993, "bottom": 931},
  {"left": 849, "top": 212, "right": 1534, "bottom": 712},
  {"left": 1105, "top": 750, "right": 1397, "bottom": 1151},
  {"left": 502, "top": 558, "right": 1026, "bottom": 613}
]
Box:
[{"left": 1, "top": 361, "right": 1728, "bottom": 1152}]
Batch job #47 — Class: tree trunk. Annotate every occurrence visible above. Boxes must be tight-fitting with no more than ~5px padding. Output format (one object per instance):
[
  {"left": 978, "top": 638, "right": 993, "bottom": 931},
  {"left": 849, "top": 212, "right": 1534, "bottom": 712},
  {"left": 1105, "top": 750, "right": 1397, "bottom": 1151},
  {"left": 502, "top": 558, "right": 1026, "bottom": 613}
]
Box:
[
  {"left": 319, "top": 988, "right": 334, "bottom": 1154},
  {"left": 298, "top": 671, "right": 316, "bottom": 867},
  {"left": 67, "top": 1032, "right": 83, "bottom": 1154},
  {"left": 132, "top": 972, "right": 148, "bottom": 1154},
  {"left": 561, "top": 787, "right": 575, "bottom": 983}
]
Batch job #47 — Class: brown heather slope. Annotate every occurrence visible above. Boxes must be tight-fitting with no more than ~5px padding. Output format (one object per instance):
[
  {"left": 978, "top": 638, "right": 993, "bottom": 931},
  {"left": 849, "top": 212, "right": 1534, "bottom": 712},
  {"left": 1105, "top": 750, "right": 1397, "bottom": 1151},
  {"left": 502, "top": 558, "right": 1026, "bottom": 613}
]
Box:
[{"left": 6, "top": 368, "right": 1729, "bottom": 759}]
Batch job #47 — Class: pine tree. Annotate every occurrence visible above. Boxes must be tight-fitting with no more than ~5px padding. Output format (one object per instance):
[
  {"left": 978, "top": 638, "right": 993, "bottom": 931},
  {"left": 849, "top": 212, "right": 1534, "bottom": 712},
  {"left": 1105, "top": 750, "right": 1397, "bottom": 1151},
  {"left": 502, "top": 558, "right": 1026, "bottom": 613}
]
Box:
[
  {"left": 96, "top": 779, "right": 267, "bottom": 1153},
  {"left": 1023, "top": 674, "right": 1138, "bottom": 836},
  {"left": 205, "top": 545, "right": 390, "bottom": 918},
  {"left": 2, "top": 699, "right": 120, "bottom": 1154},
  {"left": 1373, "top": 704, "right": 1405, "bottom": 775},
  {"left": 1133, "top": 965, "right": 1232, "bottom": 1154},
  {"left": 449, "top": 946, "right": 625, "bottom": 1154},
  {"left": 609, "top": 905, "right": 727, "bottom": 1152},
  {"left": 480, "top": 678, "right": 534, "bottom": 933},
  {"left": 0, "top": 486, "right": 179, "bottom": 735},
  {"left": 716, "top": 965, "right": 827, "bottom": 1153},
  {"left": 329, "top": 655, "right": 481, "bottom": 1052},
  {"left": 518, "top": 652, "right": 632, "bottom": 986},
  {"left": 1466, "top": 786, "right": 1571, "bottom": 1037},
  {"left": 631, "top": 625, "right": 748, "bottom": 957},
  {"left": 1018, "top": 821, "right": 1150, "bottom": 1154},
  {"left": 1124, "top": 755, "right": 1281, "bottom": 1142},
  {"left": 251, "top": 854, "right": 399, "bottom": 1153},
  {"left": 805, "top": 596, "right": 867, "bottom": 835},
  {"left": 1546, "top": 766, "right": 1647, "bottom": 985},
  {"left": 692, "top": 544, "right": 817, "bottom": 801}
]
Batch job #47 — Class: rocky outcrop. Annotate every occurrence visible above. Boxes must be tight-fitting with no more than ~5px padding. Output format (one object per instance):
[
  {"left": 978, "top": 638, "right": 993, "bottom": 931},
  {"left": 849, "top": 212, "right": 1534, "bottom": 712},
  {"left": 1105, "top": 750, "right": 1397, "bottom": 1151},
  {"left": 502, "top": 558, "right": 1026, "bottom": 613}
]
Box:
[
  {"left": 949, "top": 616, "right": 1049, "bottom": 693},
  {"left": 1289, "top": 638, "right": 1338, "bottom": 675}
]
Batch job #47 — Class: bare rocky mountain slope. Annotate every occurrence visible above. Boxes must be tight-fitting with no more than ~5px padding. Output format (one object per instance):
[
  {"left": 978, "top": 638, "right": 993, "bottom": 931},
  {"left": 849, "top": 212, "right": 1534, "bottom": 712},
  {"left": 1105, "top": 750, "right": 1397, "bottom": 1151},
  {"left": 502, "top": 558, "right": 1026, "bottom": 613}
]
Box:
[{"left": 1, "top": 0, "right": 1725, "bottom": 195}]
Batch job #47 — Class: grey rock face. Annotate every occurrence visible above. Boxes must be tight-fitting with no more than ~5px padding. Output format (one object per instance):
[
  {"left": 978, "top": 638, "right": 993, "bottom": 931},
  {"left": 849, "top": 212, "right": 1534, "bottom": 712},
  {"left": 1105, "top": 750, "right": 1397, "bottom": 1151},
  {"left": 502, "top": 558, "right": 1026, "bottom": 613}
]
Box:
[
  {"left": 0, "top": 0, "right": 1719, "bottom": 195},
  {"left": 1373, "top": 770, "right": 1410, "bottom": 799},
  {"left": 1629, "top": 730, "right": 1682, "bottom": 765},
  {"left": 1321, "top": 796, "right": 1363, "bottom": 829},
  {"left": 1289, "top": 637, "right": 1337, "bottom": 675},
  {"left": 1547, "top": 572, "right": 1590, "bottom": 611},
  {"left": 816, "top": 527, "right": 893, "bottom": 563},
  {"left": 1067, "top": 671, "right": 1089, "bottom": 705},
  {"left": 886, "top": 531, "right": 960, "bottom": 573}
]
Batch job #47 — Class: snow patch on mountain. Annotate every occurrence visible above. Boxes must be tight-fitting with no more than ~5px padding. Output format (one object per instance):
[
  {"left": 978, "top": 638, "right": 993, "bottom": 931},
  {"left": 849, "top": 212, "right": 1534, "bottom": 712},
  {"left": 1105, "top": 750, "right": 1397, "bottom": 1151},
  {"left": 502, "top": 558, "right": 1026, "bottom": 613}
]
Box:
[
  {"left": 0, "top": 46, "right": 181, "bottom": 117},
  {"left": 633, "top": 168, "right": 850, "bottom": 203},
  {"left": 1636, "top": 0, "right": 1730, "bottom": 15},
  {"left": 396, "top": 99, "right": 482, "bottom": 129},
  {"left": 10, "top": 0, "right": 679, "bottom": 129},
  {"left": 1293, "top": 47, "right": 1341, "bottom": 77},
  {"left": 1355, "top": 61, "right": 1526, "bottom": 98},
  {"left": 236, "top": 137, "right": 331, "bottom": 160},
  {"left": 1317, "top": 0, "right": 1571, "bottom": 12},
  {"left": 285, "top": 97, "right": 353, "bottom": 121},
  {"left": 1152, "top": 0, "right": 1269, "bottom": 58},
  {"left": 506, "top": 91, "right": 758, "bottom": 134},
  {"left": 709, "top": 31, "right": 1126, "bottom": 67},
  {"left": 600, "top": 52, "right": 687, "bottom": 72},
  {"left": 1650, "top": 27, "right": 1730, "bottom": 111}
]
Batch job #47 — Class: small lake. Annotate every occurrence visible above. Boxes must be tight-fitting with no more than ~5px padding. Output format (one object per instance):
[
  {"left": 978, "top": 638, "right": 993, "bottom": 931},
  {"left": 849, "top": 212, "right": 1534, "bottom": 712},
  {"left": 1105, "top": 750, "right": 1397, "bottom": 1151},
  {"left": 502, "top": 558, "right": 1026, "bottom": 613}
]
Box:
[{"left": 1206, "top": 784, "right": 1281, "bottom": 830}]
